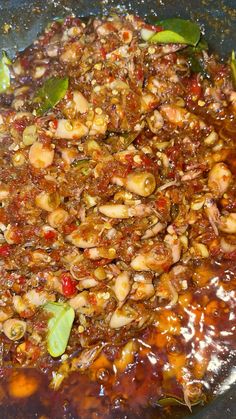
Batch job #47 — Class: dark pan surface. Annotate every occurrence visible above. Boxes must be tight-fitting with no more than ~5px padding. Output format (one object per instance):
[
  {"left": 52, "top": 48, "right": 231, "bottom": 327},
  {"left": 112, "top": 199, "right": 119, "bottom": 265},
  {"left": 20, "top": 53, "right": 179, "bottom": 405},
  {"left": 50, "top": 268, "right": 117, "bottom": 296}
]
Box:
[
  {"left": 0, "top": 0, "right": 236, "bottom": 58},
  {"left": 0, "top": 1, "right": 235, "bottom": 418}
]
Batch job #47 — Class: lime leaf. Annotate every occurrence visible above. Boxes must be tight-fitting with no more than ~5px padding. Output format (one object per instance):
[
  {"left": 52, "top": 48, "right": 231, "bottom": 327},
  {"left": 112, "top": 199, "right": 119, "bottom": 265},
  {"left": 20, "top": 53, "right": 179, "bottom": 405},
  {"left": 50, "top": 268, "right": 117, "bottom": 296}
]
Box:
[
  {"left": 188, "top": 55, "right": 210, "bottom": 78},
  {"left": 0, "top": 51, "right": 11, "bottom": 93},
  {"left": 231, "top": 51, "right": 236, "bottom": 89},
  {"left": 185, "top": 38, "right": 208, "bottom": 56},
  {"left": 106, "top": 131, "right": 140, "bottom": 152},
  {"left": 33, "top": 77, "right": 69, "bottom": 115},
  {"left": 150, "top": 18, "right": 201, "bottom": 46},
  {"left": 194, "top": 37, "right": 208, "bottom": 52},
  {"left": 188, "top": 55, "right": 203, "bottom": 73},
  {"left": 121, "top": 131, "right": 140, "bottom": 149},
  {"left": 44, "top": 302, "right": 75, "bottom": 357},
  {"left": 180, "top": 37, "right": 209, "bottom": 78}
]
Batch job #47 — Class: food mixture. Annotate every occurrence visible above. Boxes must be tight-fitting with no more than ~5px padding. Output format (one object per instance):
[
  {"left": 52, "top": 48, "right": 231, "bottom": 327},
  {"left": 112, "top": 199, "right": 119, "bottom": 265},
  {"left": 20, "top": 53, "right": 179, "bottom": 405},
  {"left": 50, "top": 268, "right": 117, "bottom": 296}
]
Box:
[{"left": 0, "top": 13, "right": 235, "bottom": 419}]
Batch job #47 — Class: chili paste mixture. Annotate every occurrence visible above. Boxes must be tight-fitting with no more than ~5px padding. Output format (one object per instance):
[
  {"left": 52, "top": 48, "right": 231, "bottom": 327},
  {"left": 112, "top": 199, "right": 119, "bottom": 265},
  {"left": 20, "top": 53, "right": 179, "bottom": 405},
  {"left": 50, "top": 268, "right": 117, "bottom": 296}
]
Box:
[{"left": 0, "top": 14, "right": 235, "bottom": 419}]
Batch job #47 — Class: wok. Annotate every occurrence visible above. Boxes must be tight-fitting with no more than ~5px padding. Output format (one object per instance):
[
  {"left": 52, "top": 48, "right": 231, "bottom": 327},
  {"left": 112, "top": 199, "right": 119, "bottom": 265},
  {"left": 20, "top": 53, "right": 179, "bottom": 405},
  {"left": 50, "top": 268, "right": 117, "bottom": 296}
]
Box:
[{"left": 0, "top": 1, "right": 235, "bottom": 418}]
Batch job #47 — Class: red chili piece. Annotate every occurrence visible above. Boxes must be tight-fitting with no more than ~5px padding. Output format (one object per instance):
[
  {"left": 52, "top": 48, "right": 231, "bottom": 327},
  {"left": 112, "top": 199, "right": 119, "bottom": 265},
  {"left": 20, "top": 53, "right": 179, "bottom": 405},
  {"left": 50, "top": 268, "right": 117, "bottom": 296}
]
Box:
[
  {"left": 44, "top": 230, "right": 57, "bottom": 241},
  {"left": 61, "top": 273, "right": 77, "bottom": 297},
  {"left": 188, "top": 76, "right": 202, "bottom": 99},
  {"left": 155, "top": 197, "right": 168, "bottom": 211},
  {"left": 0, "top": 244, "right": 11, "bottom": 257},
  {"left": 63, "top": 224, "right": 78, "bottom": 234}
]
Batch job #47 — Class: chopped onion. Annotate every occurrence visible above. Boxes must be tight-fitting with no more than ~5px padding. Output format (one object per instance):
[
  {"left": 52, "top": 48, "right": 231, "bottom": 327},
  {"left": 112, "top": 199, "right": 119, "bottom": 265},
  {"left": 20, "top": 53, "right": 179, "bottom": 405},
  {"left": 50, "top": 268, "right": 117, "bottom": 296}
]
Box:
[
  {"left": 140, "top": 28, "right": 155, "bottom": 41},
  {"left": 71, "top": 344, "right": 104, "bottom": 371},
  {"left": 158, "top": 180, "right": 178, "bottom": 191},
  {"left": 220, "top": 237, "right": 236, "bottom": 253},
  {"left": 167, "top": 279, "right": 179, "bottom": 306},
  {"left": 23, "top": 125, "right": 38, "bottom": 146}
]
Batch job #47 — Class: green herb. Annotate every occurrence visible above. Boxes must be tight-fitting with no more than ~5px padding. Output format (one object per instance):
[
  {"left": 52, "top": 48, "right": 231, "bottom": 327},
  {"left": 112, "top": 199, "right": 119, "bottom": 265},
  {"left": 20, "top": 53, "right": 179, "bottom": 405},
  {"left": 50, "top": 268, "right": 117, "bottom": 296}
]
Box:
[
  {"left": 150, "top": 18, "right": 201, "bottom": 46},
  {"left": 106, "top": 131, "right": 140, "bottom": 152},
  {"left": 188, "top": 55, "right": 203, "bottom": 73},
  {"left": 72, "top": 158, "right": 90, "bottom": 168},
  {"left": 81, "top": 166, "right": 90, "bottom": 176},
  {"left": 72, "top": 158, "right": 91, "bottom": 175},
  {"left": 121, "top": 132, "right": 140, "bottom": 149},
  {"left": 181, "top": 37, "right": 209, "bottom": 77},
  {"left": 44, "top": 302, "right": 75, "bottom": 357},
  {"left": 45, "top": 18, "right": 64, "bottom": 31},
  {"left": 54, "top": 17, "right": 64, "bottom": 24},
  {"left": 192, "top": 37, "right": 208, "bottom": 53},
  {"left": 189, "top": 57, "right": 210, "bottom": 78},
  {"left": 231, "top": 51, "right": 236, "bottom": 88},
  {"left": 33, "top": 77, "right": 69, "bottom": 115},
  {"left": 184, "top": 37, "right": 208, "bottom": 56},
  {"left": 171, "top": 203, "right": 179, "bottom": 219},
  {"left": 0, "top": 51, "right": 11, "bottom": 93}
]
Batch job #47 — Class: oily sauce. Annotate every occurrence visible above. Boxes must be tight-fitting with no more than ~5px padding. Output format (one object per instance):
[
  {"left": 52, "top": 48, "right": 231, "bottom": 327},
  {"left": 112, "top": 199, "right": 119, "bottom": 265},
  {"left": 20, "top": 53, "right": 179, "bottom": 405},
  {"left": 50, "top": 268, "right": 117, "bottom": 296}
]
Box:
[
  {"left": 0, "top": 260, "right": 235, "bottom": 418},
  {"left": 0, "top": 14, "right": 235, "bottom": 419}
]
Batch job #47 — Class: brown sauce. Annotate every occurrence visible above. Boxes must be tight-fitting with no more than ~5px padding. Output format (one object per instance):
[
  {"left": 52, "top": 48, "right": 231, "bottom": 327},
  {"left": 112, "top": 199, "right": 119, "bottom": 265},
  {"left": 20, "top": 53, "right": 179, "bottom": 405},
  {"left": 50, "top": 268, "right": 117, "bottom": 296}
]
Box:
[{"left": 0, "top": 13, "right": 235, "bottom": 419}]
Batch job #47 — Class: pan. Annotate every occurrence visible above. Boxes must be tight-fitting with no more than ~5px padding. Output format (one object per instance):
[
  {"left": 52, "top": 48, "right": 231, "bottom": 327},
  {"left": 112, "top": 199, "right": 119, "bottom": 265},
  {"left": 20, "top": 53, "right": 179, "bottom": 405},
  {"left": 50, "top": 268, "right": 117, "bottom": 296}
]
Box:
[{"left": 0, "top": 1, "right": 235, "bottom": 418}]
